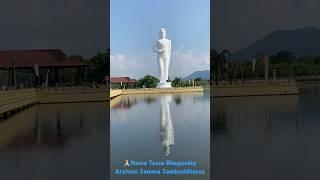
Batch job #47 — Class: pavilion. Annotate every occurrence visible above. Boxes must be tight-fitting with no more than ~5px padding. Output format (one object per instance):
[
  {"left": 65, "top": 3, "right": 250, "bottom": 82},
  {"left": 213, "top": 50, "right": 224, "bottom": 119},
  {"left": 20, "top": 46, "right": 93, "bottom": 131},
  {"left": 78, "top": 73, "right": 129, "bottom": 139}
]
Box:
[
  {"left": 0, "top": 49, "right": 88, "bottom": 89},
  {"left": 110, "top": 77, "right": 137, "bottom": 89}
]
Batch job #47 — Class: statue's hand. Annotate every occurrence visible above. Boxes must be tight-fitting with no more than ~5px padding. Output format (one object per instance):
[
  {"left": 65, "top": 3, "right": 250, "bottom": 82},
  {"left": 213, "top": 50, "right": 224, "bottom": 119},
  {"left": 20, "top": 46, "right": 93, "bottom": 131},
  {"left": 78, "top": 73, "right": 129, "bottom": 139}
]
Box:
[{"left": 153, "top": 40, "right": 163, "bottom": 53}]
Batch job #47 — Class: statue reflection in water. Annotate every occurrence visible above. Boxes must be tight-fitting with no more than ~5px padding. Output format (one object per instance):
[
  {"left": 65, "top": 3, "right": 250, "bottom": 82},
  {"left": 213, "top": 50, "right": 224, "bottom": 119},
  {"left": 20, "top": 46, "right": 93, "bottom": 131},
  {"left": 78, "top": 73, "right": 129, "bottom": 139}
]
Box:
[{"left": 160, "top": 95, "right": 174, "bottom": 156}]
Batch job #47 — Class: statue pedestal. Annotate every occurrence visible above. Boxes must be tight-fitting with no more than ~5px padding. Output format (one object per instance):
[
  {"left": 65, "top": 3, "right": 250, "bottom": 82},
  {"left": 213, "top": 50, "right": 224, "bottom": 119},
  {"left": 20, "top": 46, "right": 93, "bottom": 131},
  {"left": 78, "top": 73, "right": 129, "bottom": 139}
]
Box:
[{"left": 157, "top": 82, "right": 173, "bottom": 89}]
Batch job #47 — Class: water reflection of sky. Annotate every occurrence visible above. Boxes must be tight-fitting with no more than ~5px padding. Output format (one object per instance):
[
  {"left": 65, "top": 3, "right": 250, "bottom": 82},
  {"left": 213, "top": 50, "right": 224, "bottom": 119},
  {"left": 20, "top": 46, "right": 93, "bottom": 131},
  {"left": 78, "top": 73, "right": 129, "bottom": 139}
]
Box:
[{"left": 110, "top": 91, "right": 210, "bottom": 180}]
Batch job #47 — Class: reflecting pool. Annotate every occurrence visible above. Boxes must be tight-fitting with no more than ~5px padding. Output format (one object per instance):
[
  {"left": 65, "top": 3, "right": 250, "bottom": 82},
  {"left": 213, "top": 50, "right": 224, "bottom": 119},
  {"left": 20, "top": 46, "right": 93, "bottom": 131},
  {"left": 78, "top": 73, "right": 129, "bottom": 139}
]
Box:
[
  {"left": 110, "top": 91, "right": 210, "bottom": 180},
  {"left": 213, "top": 84, "right": 320, "bottom": 180},
  {"left": 0, "top": 102, "right": 108, "bottom": 180}
]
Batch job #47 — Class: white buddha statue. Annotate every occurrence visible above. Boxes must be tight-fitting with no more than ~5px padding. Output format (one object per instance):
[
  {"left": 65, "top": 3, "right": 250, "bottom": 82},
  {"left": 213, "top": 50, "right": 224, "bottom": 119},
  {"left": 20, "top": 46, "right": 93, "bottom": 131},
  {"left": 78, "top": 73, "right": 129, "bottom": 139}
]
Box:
[{"left": 154, "top": 28, "right": 172, "bottom": 88}]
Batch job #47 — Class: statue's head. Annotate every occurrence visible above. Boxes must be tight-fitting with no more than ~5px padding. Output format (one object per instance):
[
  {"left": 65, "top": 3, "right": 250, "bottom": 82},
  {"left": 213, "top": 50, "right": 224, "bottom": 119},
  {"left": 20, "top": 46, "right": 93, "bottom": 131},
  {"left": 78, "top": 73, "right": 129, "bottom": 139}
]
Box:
[{"left": 159, "top": 28, "right": 166, "bottom": 39}]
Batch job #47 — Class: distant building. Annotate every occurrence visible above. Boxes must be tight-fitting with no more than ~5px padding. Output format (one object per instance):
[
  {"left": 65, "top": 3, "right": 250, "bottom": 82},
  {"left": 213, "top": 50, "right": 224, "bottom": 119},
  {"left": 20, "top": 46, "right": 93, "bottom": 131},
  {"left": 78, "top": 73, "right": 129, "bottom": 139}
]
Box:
[
  {"left": 110, "top": 77, "right": 137, "bottom": 89},
  {"left": 0, "top": 49, "right": 88, "bottom": 89}
]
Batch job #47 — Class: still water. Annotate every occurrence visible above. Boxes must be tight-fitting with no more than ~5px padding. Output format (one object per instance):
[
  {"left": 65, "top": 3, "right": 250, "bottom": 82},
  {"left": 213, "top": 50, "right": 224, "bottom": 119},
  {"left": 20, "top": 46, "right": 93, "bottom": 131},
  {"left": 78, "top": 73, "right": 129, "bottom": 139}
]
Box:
[
  {"left": 0, "top": 102, "right": 108, "bottom": 180},
  {"left": 213, "top": 84, "right": 320, "bottom": 180},
  {"left": 110, "top": 91, "right": 210, "bottom": 180}
]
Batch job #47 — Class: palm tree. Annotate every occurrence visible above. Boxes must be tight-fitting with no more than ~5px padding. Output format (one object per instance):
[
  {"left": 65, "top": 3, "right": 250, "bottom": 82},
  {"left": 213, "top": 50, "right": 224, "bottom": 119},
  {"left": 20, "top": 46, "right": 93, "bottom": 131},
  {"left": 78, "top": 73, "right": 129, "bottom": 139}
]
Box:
[{"left": 211, "top": 49, "right": 231, "bottom": 81}]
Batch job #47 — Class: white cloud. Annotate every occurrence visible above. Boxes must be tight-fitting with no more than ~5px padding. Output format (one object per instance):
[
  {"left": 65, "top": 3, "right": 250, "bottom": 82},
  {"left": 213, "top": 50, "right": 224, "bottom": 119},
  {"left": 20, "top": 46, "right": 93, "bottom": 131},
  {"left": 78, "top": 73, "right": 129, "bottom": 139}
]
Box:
[
  {"left": 110, "top": 48, "right": 209, "bottom": 79},
  {"left": 170, "top": 47, "right": 209, "bottom": 78},
  {"left": 110, "top": 54, "right": 126, "bottom": 72},
  {"left": 110, "top": 53, "right": 158, "bottom": 79}
]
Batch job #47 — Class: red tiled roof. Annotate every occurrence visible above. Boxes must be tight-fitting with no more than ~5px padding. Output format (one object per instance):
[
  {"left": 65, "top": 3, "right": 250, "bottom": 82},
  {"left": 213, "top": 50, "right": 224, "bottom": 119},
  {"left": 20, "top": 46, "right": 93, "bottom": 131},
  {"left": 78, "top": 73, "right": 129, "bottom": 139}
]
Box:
[
  {"left": 0, "top": 49, "right": 87, "bottom": 69},
  {"left": 110, "top": 77, "right": 137, "bottom": 83}
]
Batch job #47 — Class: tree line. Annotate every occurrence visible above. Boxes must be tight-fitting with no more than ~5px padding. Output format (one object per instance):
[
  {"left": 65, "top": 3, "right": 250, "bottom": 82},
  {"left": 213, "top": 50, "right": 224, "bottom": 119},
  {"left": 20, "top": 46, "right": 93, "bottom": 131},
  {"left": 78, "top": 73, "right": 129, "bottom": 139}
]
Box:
[
  {"left": 211, "top": 49, "right": 320, "bottom": 81},
  {"left": 136, "top": 75, "right": 209, "bottom": 88}
]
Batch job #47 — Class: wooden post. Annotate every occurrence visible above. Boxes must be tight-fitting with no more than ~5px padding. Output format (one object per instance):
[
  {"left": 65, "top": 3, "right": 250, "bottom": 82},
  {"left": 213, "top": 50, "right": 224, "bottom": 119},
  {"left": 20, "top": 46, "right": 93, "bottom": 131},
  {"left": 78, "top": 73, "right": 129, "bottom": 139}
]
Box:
[
  {"left": 54, "top": 68, "right": 59, "bottom": 87},
  {"left": 273, "top": 69, "right": 276, "bottom": 80},
  {"left": 12, "top": 61, "right": 16, "bottom": 89},
  {"left": 85, "top": 66, "right": 88, "bottom": 87},
  {"left": 241, "top": 65, "right": 244, "bottom": 80},
  {"left": 6, "top": 68, "right": 9, "bottom": 89},
  {"left": 58, "top": 68, "right": 62, "bottom": 86}
]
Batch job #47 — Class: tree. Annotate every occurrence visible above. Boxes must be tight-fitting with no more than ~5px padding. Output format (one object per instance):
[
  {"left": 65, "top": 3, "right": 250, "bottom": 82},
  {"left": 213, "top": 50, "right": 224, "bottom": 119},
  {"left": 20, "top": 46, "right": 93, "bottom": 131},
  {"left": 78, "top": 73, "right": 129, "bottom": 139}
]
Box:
[
  {"left": 269, "top": 50, "right": 296, "bottom": 77},
  {"left": 69, "top": 50, "right": 109, "bottom": 85},
  {"left": 211, "top": 49, "right": 231, "bottom": 81},
  {"left": 270, "top": 50, "right": 295, "bottom": 64},
  {"left": 171, "top": 77, "right": 183, "bottom": 87},
  {"left": 87, "top": 51, "right": 108, "bottom": 84},
  {"left": 137, "top": 75, "right": 159, "bottom": 88}
]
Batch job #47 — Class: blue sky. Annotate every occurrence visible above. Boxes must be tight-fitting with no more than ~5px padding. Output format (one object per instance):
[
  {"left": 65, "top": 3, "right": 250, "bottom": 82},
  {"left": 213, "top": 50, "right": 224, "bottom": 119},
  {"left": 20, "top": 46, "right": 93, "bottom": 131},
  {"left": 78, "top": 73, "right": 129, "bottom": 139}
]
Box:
[{"left": 111, "top": 0, "right": 210, "bottom": 79}]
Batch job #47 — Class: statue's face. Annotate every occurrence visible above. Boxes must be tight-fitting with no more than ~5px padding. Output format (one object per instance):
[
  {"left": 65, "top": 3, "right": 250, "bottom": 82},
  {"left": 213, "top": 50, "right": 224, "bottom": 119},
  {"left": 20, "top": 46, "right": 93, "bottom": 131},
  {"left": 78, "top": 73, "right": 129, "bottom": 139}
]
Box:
[{"left": 159, "top": 28, "right": 166, "bottom": 39}]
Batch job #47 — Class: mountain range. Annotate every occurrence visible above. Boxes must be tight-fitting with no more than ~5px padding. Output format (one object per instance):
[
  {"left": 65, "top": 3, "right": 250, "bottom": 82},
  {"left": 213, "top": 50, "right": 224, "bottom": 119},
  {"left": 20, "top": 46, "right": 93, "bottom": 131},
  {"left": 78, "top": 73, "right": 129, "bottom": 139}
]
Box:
[
  {"left": 183, "top": 70, "right": 209, "bottom": 80},
  {"left": 231, "top": 26, "right": 320, "bottom": 59}
]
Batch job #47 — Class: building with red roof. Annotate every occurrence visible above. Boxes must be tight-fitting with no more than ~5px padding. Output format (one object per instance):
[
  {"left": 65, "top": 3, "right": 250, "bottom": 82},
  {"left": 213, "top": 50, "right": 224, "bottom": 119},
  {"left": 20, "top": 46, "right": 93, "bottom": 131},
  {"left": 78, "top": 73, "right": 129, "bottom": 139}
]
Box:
[
  {"left": 0, "top": 49, "right": 88, "bottom": 89},
  {"left": 0, "top": 49, "right": 87, "bottom": 69},
  {"left": 110, "top": 77, "right": 137, "bottom": 89}
]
